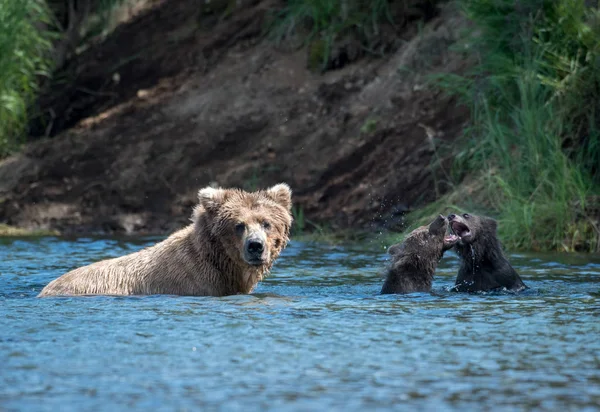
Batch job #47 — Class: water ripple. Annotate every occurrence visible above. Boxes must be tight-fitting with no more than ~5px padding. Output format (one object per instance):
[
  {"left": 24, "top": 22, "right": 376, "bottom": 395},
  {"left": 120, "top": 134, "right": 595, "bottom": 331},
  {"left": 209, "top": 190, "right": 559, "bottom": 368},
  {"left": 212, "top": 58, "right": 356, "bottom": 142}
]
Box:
[{"left": 0, "top": 237, "right": 599, "bottom": 411}]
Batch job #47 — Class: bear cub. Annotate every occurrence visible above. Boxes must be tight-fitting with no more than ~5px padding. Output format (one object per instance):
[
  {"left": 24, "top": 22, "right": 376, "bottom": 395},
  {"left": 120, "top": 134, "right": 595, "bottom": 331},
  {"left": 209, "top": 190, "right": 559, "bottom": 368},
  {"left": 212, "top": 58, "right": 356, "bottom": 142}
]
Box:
[
  {"left": 381, "top": 214, "right": 458, "bottom": 294},
  {"left": 448, "top": 212, "right": 527, "bottom": 293}
]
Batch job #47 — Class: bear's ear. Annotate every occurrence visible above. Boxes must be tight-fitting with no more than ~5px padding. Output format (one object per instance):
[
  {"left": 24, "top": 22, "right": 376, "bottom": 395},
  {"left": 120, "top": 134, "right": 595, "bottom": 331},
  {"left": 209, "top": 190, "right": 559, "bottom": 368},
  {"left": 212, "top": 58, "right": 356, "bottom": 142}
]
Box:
[
  {"left": 266, "top": 183, "right": 292, "bottom": 211},
  {"left": 198, "top": 186, "right": 226, "bottom": 212},
  {"left": 484, "top": 217, "right": 498, "bottom": 234},
  {"left": 388, "top": 243, "right": 405, "bottom": 256}
]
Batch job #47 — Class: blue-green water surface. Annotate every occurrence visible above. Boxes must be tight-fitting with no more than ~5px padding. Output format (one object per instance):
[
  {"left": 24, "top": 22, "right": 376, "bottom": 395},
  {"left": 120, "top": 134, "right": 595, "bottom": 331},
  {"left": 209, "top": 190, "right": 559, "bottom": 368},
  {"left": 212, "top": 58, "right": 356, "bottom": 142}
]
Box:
[{"left": 1, "top": 237, "right": 599, "bottom": 411}]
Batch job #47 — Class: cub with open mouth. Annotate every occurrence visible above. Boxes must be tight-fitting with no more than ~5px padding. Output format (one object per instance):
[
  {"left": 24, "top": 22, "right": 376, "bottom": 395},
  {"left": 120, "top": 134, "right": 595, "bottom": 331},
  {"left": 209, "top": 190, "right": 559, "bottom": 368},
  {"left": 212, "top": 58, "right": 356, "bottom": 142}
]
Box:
[
  {"left": 448, "top": 213, "right": 527, "bottom": 293},
  {"left": 380, "top": 215, "right": 458, "bottom": 294}
]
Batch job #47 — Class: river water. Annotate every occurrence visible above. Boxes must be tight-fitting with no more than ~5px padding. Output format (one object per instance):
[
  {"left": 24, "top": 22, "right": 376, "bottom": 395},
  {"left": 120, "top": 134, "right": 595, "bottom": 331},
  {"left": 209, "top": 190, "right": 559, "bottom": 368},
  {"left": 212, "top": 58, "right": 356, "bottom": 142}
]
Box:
[{"left": 1, "top": 236, "right": 599, "bottom": 411}]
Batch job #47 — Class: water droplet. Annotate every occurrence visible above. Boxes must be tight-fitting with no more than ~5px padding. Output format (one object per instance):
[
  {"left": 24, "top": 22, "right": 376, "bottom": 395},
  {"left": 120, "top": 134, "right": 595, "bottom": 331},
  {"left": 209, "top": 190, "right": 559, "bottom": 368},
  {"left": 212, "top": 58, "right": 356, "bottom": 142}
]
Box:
[{"left": 470, "top": 244, "right": 476, "bottom": 277}]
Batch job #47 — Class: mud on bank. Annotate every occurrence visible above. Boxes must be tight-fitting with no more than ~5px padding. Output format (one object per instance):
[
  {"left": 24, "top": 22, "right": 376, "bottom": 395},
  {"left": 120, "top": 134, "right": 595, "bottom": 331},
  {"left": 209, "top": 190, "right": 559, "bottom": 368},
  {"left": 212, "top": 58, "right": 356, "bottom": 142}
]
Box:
[{"left": 0, "top": 0, "right": 469, "bottom": 235}]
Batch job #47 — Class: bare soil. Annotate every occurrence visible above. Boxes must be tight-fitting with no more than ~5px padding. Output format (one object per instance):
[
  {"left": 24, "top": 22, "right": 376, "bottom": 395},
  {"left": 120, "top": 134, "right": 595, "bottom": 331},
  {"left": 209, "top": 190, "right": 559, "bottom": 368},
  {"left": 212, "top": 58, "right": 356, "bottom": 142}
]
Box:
[{"left": 0, "top": 0, "right": 470, "bottom": 235}]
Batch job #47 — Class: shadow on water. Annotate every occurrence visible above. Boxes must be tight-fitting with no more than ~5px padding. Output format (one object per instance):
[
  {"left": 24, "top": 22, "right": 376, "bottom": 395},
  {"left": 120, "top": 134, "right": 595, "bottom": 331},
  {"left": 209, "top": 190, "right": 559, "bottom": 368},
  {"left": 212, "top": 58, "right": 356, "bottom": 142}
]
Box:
[{"left": 1, "top": 236, "right": 599, "bottom": 411}]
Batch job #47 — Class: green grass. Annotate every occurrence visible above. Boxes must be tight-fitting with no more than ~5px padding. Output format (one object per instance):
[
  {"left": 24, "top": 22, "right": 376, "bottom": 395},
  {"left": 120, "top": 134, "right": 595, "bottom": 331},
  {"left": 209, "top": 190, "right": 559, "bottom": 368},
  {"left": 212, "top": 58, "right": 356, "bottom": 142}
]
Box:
[
  {"left": 0, "top": 223, "right": 60, "bottom": 237},
  {"left": 0, "top": 0, "right": 54, "bottom": 156},
  {"left": 0, "top": 0, "right": 139, "bottom": 157},
  {"left": 291, "top": 204, "right": 330, "bottom": 237},
  {"left": 292, "top": 228, "right": 381, "bottom": 246},
  {"left": 267, "top": 0, "right": 424, "bottom": 71},
  {"left": 421, "top": 0, "right": 600, "bottom": 252}
]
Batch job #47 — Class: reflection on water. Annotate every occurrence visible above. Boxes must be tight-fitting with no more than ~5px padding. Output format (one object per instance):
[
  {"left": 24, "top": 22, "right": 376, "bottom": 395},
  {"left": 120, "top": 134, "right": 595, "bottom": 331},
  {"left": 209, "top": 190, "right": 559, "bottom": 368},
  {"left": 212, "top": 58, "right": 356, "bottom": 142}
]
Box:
[{"left": 1, "top": 236, "right": 599, "bottom": 411}]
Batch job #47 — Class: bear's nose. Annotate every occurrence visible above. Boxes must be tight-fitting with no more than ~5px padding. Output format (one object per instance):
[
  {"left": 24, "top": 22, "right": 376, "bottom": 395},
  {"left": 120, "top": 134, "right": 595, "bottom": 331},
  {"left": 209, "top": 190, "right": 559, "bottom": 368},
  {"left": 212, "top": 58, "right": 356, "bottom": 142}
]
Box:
[
  {"left": 246, "top": 240, "right": 264, "bottom": 254},
  {"left": 448, "top": 214, "right": 457, "bottom": 220}
]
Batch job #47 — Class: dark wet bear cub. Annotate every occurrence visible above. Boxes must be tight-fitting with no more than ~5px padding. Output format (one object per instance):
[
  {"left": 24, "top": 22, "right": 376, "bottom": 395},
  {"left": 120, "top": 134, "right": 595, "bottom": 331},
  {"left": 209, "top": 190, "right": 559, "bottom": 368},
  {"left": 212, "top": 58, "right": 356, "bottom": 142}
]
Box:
[
  {"left": 448, "top": 213, "right": 527, "bottom": 293},
  {"left": 381, "top": 215, "right": 458, "bottom": 294}
]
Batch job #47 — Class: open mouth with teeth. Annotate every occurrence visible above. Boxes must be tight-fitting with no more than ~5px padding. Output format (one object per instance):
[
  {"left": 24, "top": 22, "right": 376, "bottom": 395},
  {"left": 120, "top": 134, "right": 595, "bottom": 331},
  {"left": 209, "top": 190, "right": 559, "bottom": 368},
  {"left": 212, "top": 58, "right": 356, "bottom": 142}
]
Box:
[
  {"left": 443, "top": 233, "right": 459, "bottom": 249},
  {"left": 445, "top": 233, "right": 459, "bottom": 243},
  {"left": 451, "top": 221, "right": 472, "bottom": 240}
]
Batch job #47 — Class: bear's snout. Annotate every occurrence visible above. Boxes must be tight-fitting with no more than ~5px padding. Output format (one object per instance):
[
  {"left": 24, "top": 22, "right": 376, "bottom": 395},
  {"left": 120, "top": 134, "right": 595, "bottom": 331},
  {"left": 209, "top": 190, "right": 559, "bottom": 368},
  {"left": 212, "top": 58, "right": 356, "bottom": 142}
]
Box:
[
  {"left": 428, "top": 214, "right": 448, "bottom": 236},
  {"left": 246, "top": 239, "right": 264, "bottom": 254},
  {"left": 244, "top": 235, "right": 268, "bottom": 265}
]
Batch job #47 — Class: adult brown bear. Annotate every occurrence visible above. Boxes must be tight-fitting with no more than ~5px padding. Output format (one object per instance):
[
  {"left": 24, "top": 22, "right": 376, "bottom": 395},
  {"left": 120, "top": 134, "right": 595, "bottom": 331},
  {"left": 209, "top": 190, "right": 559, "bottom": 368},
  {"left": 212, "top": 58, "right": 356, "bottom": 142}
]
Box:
[{"left": 38, "top": 184, "right": 293, "bottom": 297}]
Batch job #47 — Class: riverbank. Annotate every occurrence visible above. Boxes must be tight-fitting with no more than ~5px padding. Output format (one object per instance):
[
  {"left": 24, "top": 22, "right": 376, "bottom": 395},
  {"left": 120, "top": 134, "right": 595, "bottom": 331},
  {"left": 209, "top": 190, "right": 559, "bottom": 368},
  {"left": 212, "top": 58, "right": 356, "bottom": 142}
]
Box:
[
  {"left": 0, "top": 0, "right": 598, "bottom": 252},
  {"left": 0, "top": 1, "right": 470, "bottom": 236}
]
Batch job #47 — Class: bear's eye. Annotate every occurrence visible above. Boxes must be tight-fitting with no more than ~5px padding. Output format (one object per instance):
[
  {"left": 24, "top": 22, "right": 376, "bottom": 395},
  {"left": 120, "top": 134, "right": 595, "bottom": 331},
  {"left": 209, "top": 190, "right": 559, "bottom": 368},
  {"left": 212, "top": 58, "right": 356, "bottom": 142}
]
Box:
[
  {"left": 462, "top": 213, "right": 470, "bottom": 219},
  {"left": 262, "top": 221, "right": 271, "bottom": 230},
  {"left": 235, "top": 223, "right": 246, "bottom": 235}
]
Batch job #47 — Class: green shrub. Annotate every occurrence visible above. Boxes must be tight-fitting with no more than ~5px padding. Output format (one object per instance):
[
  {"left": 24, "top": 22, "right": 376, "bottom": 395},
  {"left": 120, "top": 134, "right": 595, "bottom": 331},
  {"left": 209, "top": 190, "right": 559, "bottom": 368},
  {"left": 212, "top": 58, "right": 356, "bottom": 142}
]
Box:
[
  {"left": 0, "top": 0, "right": 54, "bottom": 156},
  {"left": 268, "top": 0, "right": 412, "bottom": 71},
  {"left": 433, "top": 0, "right": 600, "bottom": 252}
]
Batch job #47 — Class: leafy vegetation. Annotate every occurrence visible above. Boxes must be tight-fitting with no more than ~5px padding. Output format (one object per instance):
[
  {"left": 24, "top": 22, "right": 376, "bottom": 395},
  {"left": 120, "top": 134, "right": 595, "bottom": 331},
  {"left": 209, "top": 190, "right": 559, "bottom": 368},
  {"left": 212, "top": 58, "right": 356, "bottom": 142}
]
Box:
[
  {"left": 0, "top": 0, "right": 137, "bottom": 157},
  {"left": 268, "top": 0, "right": 436, "bottom": 71},
  {"left": 0, "top": 223, "right": 60, "bottom": 237},
  {"left": 425, "top": 0, "right": 600, "bottom": 252},
  {"left": 0, "top": 0, "right": 54, "bottom": 156},
  {"left": 291, "top": 205, "right": 330, "bottom": 237}
]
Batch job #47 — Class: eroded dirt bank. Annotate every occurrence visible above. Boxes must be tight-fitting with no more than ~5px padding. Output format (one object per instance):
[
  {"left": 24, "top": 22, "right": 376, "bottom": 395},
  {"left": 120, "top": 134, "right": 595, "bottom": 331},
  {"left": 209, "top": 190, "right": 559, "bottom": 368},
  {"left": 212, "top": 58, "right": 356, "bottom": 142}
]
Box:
[{"left": 0, "top": 0, "right": 470, "bottom": 235}]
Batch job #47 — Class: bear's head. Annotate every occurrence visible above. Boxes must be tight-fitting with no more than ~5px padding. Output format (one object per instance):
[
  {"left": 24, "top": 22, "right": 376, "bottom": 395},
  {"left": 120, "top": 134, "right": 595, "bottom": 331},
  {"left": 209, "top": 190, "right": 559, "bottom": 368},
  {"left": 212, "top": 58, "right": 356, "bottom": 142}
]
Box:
[
  {"left": 388, "top": 214, "right": 458, "bottom": 266},
  {"left": 194, "top": 183, "right": 293, "bottom": 269},
  {"left": 448, "top": 212, "right": 500, "bottom": 260},
  {"left": 447, "top": 212, "right": 497, "bottom": 248}
]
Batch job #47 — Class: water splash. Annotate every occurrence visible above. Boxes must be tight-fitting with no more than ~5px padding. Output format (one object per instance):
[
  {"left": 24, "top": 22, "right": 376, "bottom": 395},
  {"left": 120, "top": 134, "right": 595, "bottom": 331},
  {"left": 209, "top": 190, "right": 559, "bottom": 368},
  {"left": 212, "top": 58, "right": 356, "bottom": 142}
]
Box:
[{"left": 470, "top": 244, "right": 476, "bottom": 277}]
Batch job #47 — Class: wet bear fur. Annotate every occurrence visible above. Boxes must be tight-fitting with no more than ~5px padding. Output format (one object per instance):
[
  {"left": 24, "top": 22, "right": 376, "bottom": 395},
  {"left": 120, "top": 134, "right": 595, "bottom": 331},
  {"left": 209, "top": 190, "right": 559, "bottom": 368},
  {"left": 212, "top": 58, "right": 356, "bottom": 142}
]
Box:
[
  {"left": 381, "top": 215, "right": 458, "bottom": 294},
  {"left": 38, "top": 184, "right": 293, "bottom": 297},
  {"left": 448, "top": 212, "right": 527, "bottom": 293}
]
